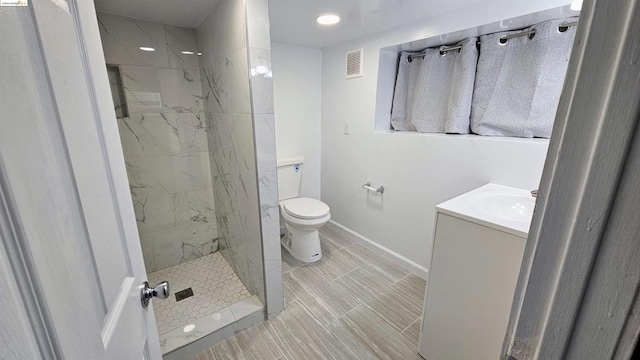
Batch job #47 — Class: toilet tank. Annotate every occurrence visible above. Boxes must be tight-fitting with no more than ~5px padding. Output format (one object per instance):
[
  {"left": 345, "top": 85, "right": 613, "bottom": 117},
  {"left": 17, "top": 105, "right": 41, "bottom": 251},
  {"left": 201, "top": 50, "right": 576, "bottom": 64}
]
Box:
[{"left": 277, "top": 155, "right": 304, "bottom": 201}]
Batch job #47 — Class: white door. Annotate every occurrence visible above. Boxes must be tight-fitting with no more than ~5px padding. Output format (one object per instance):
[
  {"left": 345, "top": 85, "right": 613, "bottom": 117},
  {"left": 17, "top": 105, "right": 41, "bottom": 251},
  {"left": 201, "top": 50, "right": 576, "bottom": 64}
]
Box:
[{"left": 0, "top": 0, "right": 164, "bottom": 359}]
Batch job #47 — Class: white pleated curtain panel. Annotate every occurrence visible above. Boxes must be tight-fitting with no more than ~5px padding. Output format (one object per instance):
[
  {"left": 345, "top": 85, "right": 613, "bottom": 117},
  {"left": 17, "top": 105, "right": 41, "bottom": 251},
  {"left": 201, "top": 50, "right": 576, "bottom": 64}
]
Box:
[
  {"left": 471, "top": 18, "right": 577, "bottom": 137},
  {"left": 392, "top": 37, "right": 478, "bottom": 133},
  {"left": 391, "top": 17, "right": 578, "bottom": 138}
]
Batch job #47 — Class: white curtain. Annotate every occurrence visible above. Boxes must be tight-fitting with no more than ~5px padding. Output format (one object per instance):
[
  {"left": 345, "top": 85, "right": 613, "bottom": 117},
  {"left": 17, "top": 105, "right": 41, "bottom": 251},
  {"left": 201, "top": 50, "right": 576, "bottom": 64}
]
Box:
[
  {"left": 470, "top": 17, "right": 578, "bottom": 138},
  {"left": 391, "top": 37, "right": 478, "bottom": 133}
]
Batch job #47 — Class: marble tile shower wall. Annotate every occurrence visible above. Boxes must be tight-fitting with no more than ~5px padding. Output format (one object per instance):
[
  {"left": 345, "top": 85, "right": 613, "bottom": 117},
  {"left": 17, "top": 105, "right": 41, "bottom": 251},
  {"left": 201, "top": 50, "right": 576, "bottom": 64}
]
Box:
[
  {"left": 196, "top": 0, "right": 265, "bottom": 303},
  {"left": 196, "top": 0, "right": 284, "bottom": 318},
  {"left": 246, "top": 0, "right": 285, "bottom": 318},
  {"left": 97, "top": 13, "right": 219, "bottom": 272}
]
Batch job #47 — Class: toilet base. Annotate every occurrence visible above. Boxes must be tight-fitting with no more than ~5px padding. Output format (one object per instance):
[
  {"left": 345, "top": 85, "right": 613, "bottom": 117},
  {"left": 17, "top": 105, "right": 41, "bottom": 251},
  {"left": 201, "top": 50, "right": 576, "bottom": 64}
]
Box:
[{"left": 281, "top": 224, "right": 322, "bottom": 263}]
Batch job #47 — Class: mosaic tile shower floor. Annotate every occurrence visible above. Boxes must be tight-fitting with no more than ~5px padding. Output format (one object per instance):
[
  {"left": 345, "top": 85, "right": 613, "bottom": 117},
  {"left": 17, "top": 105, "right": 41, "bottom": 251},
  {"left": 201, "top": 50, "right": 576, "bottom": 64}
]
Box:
[{"left": 148, "top": 252, "right": 252, "bottom": 334}]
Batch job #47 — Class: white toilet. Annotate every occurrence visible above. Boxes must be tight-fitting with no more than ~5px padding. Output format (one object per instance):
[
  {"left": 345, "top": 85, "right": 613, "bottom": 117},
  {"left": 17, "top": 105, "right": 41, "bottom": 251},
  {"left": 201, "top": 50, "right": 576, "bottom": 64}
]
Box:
[{"left": 277, "top": 156, "right": 330, "bottom": 263}]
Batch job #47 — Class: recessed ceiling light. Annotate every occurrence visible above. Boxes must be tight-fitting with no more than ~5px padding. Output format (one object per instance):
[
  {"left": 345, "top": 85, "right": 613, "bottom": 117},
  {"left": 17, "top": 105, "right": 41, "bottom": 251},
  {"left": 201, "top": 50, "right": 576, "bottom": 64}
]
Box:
[
  {"left": 197, "top": 52, "right": 203, "bottom": 56},
  {"left": 139, "top": 46, "right": 155, "bottom": 52},
  {"left": 181, "top": 51, "right": 194, "bottom": 55},
  {"left": 317, "top": 14, "right": 340, "bottom": 26}
]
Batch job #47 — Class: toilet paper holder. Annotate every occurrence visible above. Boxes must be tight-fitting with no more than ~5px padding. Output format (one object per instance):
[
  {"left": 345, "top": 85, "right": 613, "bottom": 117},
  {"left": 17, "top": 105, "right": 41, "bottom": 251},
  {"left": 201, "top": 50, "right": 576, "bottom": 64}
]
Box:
[{"left": 363, "top": 182, "right": 384, "bottom": 194}]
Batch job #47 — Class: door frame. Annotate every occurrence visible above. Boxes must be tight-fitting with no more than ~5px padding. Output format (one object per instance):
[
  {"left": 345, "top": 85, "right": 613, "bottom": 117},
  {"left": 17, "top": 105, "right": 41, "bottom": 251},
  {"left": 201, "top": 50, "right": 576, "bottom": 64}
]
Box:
[{"left": 503, "top": 0, "right": 640, "bottom": 358}]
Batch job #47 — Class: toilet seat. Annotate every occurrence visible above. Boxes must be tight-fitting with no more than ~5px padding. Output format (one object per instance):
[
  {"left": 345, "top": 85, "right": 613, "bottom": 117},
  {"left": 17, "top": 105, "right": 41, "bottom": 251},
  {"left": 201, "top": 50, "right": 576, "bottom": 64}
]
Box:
[{"left": 282, "top": 197, "right": 330, "bottom": 220}]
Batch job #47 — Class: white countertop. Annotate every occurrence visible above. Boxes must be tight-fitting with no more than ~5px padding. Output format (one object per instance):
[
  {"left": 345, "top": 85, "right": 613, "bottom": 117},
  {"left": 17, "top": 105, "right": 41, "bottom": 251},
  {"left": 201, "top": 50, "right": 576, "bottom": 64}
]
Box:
[{"left": 436, "top": 183, "right": 535, "bottom": 238}]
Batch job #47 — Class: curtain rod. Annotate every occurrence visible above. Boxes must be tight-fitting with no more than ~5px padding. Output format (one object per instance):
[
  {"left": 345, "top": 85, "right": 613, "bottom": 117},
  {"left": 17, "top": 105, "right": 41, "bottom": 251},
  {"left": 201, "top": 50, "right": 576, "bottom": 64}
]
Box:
[{"left": 407, "top": 20, "right": 578, "bottom": 62}]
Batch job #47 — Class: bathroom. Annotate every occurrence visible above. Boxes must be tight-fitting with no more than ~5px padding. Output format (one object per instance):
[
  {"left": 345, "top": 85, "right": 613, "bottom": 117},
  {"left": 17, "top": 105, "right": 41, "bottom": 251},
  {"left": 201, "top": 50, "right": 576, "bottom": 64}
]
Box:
[
  {"left": 3, "top": 0, "right": 640, "bottom": 359},
  {"left": 95, "top": 0, "right": 575, "bottom": 356}
]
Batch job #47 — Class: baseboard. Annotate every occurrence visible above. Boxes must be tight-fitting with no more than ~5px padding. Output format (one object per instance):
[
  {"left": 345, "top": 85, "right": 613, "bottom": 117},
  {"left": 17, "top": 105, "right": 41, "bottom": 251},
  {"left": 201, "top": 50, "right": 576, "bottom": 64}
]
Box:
[{"left": 327, "top": 220, "right": 429, "bottom": 280}]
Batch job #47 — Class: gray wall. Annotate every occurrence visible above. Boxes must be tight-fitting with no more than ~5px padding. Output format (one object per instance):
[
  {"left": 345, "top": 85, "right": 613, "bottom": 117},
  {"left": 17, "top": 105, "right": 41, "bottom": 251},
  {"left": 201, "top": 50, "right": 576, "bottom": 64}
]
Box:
[{"left": 97, "top": 13, "right": 219, "bottom": 273}]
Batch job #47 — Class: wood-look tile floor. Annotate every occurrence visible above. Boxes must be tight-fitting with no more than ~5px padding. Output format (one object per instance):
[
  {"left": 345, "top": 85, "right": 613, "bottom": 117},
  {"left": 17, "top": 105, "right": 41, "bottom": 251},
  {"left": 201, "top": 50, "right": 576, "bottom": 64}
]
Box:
[{"left": 188, "top": 224, "right": 426, "bottom": 360}]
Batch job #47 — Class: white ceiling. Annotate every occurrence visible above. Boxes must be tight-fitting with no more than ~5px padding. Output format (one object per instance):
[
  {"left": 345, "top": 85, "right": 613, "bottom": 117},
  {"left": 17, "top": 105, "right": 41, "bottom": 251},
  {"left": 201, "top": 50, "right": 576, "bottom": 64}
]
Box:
[
  {"left": 93, "top": 0, "right": 222, "bottom": 28},
  {"left": 94, "top": 0, "right": 477, "bottom": 47},
  {"left": 268, "top": 0, "right": 487, "bottom": 48},
  {"left": 95, "top": 0, "right": 565, "bottom": 49}
]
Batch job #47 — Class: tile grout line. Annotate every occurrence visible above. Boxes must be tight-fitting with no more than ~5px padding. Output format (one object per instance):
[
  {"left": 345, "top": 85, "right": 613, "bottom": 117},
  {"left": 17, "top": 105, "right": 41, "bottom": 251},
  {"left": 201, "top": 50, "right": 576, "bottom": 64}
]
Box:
[
  {"left": 269, "top": 297, "right": 292, "bottom": 360},
  {"left": 341, "top": 241, "right": 407, "bottom": 278},
  {"left": 294, "top": 295, "right": 346, "bottom": 332},
  {"left": 331, "top": 265, "right": 362, "bottom": 282},
  {"left": 319, "top": 230, "right": 356, "bottom": 248},
  {"left": 284, "top": 249, "right": 377, "bottom": 340},
  {"left": 313, "top": 303, "right": 368, "bottom": 360},
  {"left": 358, "top": 298, "right": 413, "bottom": 335},
  {"left": 290, "top": 276, "right": 364, "bottom": 336},
  {"left": 261, "top": 320, "right": 287, "bottom": 360},
  {"left": 327, "top": 231, "right": 418, "bottom": 335},
  {"left": 327, "top": 302, "right": 365, "bottom": 327},
  {"left": 332, "top": 235, "right": 412, "bottom": 282},
  {"left": 390, "top": 272, "right": 411, "bottom": 287},
  {"left": 283, "top": 262, "right": 301, "bottom": 273},
  {"left": 399, "top": 316, "right": 421, "bottom": 334}
]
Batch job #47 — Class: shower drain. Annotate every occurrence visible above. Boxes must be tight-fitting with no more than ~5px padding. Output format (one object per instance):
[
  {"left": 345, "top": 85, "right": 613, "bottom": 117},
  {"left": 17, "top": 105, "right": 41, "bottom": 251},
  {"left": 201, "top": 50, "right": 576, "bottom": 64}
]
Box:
[{"left": 175, "top": 287, "right": 194, "bottom": 302}]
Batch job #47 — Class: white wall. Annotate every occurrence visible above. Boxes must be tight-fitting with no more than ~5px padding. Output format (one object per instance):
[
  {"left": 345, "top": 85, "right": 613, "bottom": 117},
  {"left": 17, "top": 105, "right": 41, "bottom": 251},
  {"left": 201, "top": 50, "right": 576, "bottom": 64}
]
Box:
[
  {"left": 321, "top": 0, "right": 572, "bottom": 271},
  {"left": 272, "top": 43, "right": 322, "bottom": 199}
]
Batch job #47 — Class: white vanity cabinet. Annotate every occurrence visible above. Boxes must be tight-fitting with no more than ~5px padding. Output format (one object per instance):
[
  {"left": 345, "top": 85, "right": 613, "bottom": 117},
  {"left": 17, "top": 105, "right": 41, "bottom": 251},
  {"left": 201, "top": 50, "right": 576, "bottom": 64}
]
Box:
[{"left": 418, "top": 184, "right": 532, "bottom": 360}]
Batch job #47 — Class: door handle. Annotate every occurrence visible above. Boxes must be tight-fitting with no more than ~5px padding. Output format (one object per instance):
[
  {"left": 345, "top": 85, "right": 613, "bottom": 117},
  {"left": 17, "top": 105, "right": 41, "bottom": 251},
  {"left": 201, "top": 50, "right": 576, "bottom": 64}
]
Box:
[{"left": 141, "top": 281, "right": 170, "bottom": 308}]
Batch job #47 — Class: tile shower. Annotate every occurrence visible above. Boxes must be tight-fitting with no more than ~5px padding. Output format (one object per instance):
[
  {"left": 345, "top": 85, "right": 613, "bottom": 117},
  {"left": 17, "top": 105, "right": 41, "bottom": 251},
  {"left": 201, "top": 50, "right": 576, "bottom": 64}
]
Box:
[
  {"left": 96, "top": 1, "right": 284, "bottom": 354},
  {"left": 98, "top": 11, "right": 244, "bottom": 337},
  {"left": 98, "top": 13, "right": 218, "bottom": 272}
]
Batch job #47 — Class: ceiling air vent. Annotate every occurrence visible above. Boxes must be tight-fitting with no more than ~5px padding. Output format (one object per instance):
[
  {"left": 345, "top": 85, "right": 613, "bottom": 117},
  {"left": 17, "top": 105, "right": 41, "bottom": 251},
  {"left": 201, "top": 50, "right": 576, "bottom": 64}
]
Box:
[{"left": 345, "top": 48, "right": 364, "bottom": 79}]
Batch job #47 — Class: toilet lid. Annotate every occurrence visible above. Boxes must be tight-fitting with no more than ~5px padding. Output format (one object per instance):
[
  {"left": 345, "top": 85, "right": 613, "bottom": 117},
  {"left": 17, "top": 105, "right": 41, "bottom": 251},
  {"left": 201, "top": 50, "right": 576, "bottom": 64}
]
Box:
[{"left": 283, "top": 197, "right": 330, "bottom": 220}]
